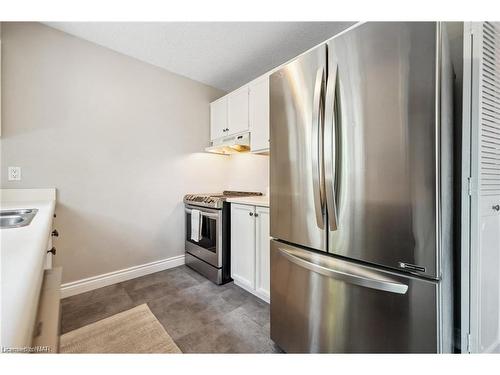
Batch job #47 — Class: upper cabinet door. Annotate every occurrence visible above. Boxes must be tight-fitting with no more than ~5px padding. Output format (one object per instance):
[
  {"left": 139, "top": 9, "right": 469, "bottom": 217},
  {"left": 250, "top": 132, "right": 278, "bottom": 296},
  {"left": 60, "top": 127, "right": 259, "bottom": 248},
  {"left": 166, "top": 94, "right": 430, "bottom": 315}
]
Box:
[
  {"left": 227, "top": 86, "right": 249, "bottom": 135},
  {"left": 249, "top": 77, "right": 270, "bottom": 152},
  {"left": 210, "top": 97, "right": 227, "bottom": 140}
]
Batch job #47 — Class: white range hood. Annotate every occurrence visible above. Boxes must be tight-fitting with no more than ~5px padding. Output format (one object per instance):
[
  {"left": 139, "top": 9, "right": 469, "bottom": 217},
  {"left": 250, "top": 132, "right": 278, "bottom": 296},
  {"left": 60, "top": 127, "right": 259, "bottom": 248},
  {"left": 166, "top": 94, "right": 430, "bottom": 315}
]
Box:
[{"left": 205, "top": 132, "right": 250, "bottom": 155}]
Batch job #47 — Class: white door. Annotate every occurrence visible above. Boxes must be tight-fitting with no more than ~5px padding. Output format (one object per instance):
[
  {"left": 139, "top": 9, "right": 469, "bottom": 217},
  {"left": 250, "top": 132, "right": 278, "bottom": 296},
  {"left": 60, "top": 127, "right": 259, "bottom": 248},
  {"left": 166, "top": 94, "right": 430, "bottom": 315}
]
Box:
[
  {"left": 227, "top": 86, "right": 249, "bottom": 135},
  {"left": 210, "top": 96, "right": 227, "bottom": 140},
  {"left": 255, "top": 206, "right": 270, "bottom": 302},
  {"left": 249, "top": 77, "right": 270, "bottom": 152},
  {"left": 230, "top": 204, "right": 256, "bottom": 290},
  {"left": 467, "top": 22, "right": 500, "bottom": 353},
  {"left": 474, "top": 198, "right": 500, "bottom": 352}
]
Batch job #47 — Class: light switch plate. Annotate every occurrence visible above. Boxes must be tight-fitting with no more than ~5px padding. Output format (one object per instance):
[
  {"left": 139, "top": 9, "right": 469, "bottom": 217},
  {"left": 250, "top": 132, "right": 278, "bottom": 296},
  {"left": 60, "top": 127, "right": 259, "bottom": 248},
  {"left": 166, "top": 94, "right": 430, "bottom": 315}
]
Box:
[{"left": 8, "top": 166, "right": 21, "bottom": 181}]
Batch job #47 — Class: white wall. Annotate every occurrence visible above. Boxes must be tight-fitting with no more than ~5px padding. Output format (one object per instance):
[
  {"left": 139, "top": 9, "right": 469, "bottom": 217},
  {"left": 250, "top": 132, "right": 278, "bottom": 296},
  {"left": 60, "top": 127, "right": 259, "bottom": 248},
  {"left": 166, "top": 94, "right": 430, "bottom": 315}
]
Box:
[
  {"left": 225, "top": 153, "right": 269, "bottom": 194},
  {"left": 0, "top": 22, "right": 269, "bottom": 283}
]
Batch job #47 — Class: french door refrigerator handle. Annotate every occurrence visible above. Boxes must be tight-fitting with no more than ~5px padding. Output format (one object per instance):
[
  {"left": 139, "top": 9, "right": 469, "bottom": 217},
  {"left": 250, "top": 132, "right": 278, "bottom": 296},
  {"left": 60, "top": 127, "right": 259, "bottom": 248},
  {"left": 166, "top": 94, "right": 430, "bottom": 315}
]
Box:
[
  {"left": 277, "top": 247, "right": 408, "bottom": 295},
  {"left": 311, "top": 67, "right": 326, "bottom": 229},
  {"left": 324, "top": 63, "right": 338, "bottom": 231}
]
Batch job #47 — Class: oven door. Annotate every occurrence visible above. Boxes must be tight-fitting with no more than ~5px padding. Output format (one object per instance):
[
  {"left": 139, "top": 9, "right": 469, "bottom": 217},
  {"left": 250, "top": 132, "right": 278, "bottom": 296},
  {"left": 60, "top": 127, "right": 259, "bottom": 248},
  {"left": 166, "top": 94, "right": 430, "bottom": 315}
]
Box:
[{"left": 185, "top": 204, "right": 222, "bottom": 268}]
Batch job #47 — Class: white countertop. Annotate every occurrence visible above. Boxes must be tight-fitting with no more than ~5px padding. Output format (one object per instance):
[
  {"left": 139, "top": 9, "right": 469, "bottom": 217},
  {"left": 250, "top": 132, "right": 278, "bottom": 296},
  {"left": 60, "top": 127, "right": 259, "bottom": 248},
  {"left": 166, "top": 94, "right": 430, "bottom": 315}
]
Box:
[
  {"left": 226, "top": 196, "right": 269, "bottom": 207},
  {"left": 1, "top": 194, "right": 56, "bottom": 348}
]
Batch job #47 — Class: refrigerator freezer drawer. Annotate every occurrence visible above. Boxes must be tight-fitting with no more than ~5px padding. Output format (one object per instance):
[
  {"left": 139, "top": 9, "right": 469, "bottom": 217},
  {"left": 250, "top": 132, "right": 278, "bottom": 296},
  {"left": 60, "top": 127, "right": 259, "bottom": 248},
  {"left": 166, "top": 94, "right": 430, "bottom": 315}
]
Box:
[{"left": 270, "top": 240, "right": 439, "bottom": 353}]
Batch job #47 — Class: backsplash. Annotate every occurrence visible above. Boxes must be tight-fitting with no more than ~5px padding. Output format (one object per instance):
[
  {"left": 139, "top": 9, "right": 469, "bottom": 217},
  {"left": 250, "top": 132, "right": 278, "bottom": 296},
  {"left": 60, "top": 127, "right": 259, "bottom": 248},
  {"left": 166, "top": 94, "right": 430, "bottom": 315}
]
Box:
[{"left": 225, "top": 153, "right": 269, "bottom": 194}]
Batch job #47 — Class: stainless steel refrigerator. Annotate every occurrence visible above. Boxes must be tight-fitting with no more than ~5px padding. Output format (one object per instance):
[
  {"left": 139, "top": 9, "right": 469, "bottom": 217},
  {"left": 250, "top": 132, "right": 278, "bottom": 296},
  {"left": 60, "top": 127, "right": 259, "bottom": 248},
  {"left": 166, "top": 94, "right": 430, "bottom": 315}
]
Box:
[{"left": 270, "top": 22, "right": 459, "bottom": 353}]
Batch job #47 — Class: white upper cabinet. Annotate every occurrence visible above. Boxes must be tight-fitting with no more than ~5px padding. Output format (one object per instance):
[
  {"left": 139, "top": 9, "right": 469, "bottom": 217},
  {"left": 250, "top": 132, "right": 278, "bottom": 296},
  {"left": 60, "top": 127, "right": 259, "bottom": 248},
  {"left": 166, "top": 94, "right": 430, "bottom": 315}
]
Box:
[
  {"left": 227, "top": 85, "right": 249, "bottom": 136},
  {"left": 209, "top": 75, "right": 269, "bottom": 149},
  {"left": 210, "top": 96, "right": 227, "bottom": 140},
  {"left": 249, "top": 77, "right": 270, "bottom": 152}
]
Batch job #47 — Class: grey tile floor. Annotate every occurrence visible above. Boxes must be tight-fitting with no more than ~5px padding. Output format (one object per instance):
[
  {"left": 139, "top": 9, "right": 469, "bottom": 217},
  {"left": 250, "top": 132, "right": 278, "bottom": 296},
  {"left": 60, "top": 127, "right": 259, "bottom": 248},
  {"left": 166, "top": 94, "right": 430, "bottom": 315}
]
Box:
[{"left": 61, "top": 265, "right": 281, "bottom": 353}]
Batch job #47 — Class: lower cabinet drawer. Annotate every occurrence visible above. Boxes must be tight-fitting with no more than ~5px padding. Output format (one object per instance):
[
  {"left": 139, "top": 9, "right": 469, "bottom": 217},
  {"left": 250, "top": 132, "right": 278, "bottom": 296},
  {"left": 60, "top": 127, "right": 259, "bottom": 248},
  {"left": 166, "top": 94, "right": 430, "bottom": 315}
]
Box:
[{"left": 32, "top": 267, "right": 62, "bottom": 353}]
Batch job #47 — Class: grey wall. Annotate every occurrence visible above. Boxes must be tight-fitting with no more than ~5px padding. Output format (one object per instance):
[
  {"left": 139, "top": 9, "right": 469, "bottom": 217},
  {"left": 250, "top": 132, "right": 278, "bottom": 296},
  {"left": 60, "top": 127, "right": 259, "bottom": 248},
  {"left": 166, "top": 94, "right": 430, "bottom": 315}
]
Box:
[{"left": 1, "top": 22, "right": 269, "bottom": 283}]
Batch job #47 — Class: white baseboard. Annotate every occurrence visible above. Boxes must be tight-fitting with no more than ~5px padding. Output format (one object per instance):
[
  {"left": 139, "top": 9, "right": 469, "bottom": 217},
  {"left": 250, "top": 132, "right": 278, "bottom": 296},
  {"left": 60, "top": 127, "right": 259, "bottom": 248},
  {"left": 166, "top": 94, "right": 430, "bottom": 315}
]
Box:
[{"left": 60, "top": 254, "right": 185, "bottom": 299}]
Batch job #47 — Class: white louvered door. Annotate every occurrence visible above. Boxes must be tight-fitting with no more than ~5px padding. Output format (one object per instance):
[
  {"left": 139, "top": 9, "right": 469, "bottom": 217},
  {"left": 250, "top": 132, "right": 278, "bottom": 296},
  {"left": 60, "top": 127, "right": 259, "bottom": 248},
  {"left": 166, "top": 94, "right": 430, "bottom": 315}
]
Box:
[
  {"left": 480, "top": 23, "right": 500, "bottom": 196},
  {"left": 469, "top": 21, "right": 500, "bottom": 353}
]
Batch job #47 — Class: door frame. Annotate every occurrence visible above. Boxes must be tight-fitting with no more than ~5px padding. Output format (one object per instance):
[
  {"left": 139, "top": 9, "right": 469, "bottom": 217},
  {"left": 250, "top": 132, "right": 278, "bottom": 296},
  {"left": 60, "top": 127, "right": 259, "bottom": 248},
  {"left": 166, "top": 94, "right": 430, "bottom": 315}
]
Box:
[
  {"left": 463, "top": 21, "right": 500, "bottom": 354},
  {"left": 460, "top": 21, "right": 474, "bottom": 354}
]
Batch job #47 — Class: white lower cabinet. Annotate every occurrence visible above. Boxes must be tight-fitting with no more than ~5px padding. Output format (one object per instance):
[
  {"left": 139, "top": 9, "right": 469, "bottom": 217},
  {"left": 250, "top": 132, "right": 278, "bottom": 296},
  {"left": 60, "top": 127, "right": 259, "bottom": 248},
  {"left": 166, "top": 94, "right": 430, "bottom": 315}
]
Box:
[
  {"left": 255, "top": 206, "right": 270, "bottom": 301},
  {"left": 230, "top": 204, "right": 256, "bottom": 290},
  {"left": 230, "top": 203, "right": 270, "bottom": 302},
  {"left": 45, "top": 237, "right": 53, "bottom": 270},
  {"left": 45, "top": 219, "right": 57, "bottom": 270}
]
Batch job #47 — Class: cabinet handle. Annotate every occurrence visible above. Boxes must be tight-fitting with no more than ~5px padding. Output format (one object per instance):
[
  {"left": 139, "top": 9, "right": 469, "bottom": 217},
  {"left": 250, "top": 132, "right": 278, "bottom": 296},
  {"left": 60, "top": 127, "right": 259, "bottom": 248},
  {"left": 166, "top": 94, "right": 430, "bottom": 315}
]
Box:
[
  {"left": 249, "top": 212, "right": 254, "bottom": 216},
  {"left": 51, "top": 229, "right": 59, "bottom": 237},
  {"left": 493, "top": 204, "right": 500, "bottom": 212},
  {"left": 47, "top": 247, "right": 56, "bottom": 255},
  {"left": 254, "top": 213, "right": 259, "bottom": 217}
]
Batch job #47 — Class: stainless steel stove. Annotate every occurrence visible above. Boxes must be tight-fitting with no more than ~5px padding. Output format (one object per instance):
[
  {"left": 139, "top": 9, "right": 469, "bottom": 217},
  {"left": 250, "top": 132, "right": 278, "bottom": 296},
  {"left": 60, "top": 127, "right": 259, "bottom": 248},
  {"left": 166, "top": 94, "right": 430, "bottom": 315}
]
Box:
[
  {"left": 183, "top": 190, "right": 262, "bottom": 209},
  {"left": 183, "top": 191, "right": 262, "bottom": 284}
]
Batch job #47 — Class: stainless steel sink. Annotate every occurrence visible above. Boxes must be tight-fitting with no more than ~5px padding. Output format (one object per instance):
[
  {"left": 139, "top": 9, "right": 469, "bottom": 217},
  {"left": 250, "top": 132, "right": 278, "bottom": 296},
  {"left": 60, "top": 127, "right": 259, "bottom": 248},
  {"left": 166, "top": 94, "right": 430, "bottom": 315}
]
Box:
[
  {"left": 1, "top": 209, "right": 35, "bottom": 216},
  {"left": 0, "top": 209, "right": 38, "bottom": 229}
]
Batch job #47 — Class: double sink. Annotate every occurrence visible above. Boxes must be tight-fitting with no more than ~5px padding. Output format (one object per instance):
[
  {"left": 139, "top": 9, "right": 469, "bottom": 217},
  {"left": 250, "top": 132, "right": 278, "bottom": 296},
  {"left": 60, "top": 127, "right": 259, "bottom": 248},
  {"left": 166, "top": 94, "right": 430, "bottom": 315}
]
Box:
[{"left": 0, "top": 209, "right": 38, "bottom": 229}]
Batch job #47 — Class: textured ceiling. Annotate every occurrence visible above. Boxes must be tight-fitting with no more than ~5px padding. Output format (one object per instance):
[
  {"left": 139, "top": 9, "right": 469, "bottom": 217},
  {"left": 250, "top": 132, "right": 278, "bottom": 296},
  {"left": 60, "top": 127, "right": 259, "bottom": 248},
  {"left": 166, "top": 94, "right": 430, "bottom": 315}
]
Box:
[{"left": 43, "top": 22, "right": 355, "bottom": 91}]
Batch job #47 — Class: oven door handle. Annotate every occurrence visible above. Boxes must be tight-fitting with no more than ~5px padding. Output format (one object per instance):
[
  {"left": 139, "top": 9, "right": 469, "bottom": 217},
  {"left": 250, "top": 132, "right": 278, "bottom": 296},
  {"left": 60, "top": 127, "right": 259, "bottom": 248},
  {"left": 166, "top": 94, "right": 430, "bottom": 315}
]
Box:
[{"left": 185, "top": 207, "right": 219, "bottom": 220}]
